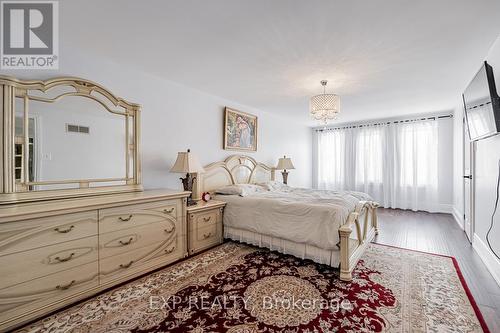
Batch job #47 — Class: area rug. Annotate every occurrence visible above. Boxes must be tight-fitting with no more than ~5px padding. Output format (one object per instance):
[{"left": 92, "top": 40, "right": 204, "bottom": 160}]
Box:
[{"left": 17, "top": 242, "right": 488, "bottom": 333}]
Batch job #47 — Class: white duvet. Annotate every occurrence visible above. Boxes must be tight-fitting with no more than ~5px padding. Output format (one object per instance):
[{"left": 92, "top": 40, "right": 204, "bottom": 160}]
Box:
[{"left": 217, "top": 187, "right": 372, "bottom": 250}]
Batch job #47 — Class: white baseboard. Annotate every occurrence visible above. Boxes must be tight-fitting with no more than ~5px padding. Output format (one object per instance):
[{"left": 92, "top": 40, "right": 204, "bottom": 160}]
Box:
[
  {"left": 436, "top": 204, "right": 454, "bottom": 214},
  {"left": 452, "top": 206, "right": 464, "bottom": 230},
  {"left": 473, "top": 233, "right": 500, "bottom": 287}
]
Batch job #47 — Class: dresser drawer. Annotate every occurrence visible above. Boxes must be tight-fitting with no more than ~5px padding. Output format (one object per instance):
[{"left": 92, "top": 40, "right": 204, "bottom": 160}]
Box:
[
  {"left": 99, "top": 200, "right": 182, "bottom": 234},
  {"left": 0, "top": 236, "right": 98, "bottom": 290},
  {"left": 0, "top": 190, "right": 189, "bottom": 332},
  {"left": 99, "top": 216, "right": 182, "bottom": 259},
  {"left": 99, "top": 235, "right": 184, "bottom": 284},
  {"left": 189, "top": 223, "right": 221, "bottom": 255},
  {"left": 0, "top": 261, "right": 98, "bottom": 323},
  {"left": 0, "top": 211, "right": 97, "bottom": 255},
  {"left": 189, "top": 209, "right": 220, "bottom": 230}
]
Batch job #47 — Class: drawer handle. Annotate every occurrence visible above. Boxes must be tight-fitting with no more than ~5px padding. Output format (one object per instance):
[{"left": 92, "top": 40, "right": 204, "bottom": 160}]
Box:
[
  {"left": 164, "top": 226, "right": 175, "bottom": 234},
  {"left": 119, "top": 261, "right": 134, "bottom": 269},
  {"left": 56, "top": 280, "right": 76, "bottom": 290},
  {"left": 54, "top": 252, "right": 75, "bottom": 263},
  {"left": 165, "top": 246, "right": 176, "bottom": 254},
  {"left": 54, "top": 225, "right": 74, "bottom": 233},
  {"left": 118, "top": 215, "right": 133, "bottom": 222},
  {"left": 203, "top": 232, "right": 212, "bottom": 239},
  {"left": 203, "top": 216, "right": 212, "bottom": 222},
  {"left": 119, "top": 237, "right": 134, "bottom": 246},
  {"left": 163, "top": 208, "right": 175, "bottom": 214}
]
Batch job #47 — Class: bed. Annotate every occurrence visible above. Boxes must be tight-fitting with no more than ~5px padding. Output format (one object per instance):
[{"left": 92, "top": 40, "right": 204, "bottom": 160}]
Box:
[{"left": 192, "top": 155, "right": 379, "bottom": 281}]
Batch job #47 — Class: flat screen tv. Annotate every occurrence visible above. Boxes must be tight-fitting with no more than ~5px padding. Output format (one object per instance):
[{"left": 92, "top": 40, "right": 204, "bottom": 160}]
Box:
[{"left": 463, "top": 61, "right": 500, "bottom": 141}]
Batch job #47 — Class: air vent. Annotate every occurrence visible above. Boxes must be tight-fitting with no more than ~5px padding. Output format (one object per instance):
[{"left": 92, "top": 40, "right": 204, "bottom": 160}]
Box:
[
  {"left": 66, "top": 124, "right": 90, "bottom": 134},
  {"left": 78, "top": 126, "right": 90, "bottom": 134}
]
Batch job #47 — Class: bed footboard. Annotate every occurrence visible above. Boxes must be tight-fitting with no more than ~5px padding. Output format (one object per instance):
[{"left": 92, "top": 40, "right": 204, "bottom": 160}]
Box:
[{"left": 339, "top": 201, "right": 379, "bottom": 281}]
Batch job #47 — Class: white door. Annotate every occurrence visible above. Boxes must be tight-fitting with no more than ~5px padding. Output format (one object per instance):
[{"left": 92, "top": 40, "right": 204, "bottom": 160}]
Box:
[{"left": 463, "top": 117, "right": 474, "bottom": 242}]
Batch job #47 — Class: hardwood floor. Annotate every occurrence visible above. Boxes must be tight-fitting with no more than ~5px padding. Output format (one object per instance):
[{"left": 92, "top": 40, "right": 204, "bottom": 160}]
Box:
[{"left": 374, "top": 208, "right": 500, "bottom": 331}]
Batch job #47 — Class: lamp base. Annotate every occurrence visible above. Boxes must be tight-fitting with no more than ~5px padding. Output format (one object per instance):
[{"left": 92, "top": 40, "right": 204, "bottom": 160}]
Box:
[
  {"left": 281, "top": 170, "right": 289, "bottom": 185},
  {"left": 180, "top": 173, "right": 197, "bottom": 206}
]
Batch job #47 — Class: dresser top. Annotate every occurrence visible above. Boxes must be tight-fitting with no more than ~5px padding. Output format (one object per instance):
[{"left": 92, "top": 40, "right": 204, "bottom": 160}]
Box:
[
  {"left": 0, "top": 189, "right": 190, "bottom": 222},
  {"left": 187, "top": 200, "right": 226, "bottom": 213}
]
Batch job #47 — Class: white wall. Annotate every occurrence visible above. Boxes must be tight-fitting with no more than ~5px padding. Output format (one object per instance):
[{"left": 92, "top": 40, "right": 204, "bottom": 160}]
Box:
[
  {"left": 437, "top": 117, "right": 455, "bottom": 211},
  {"left": 473, "top": 36, "right": 500, "bottom": 271},
  {"left": 452, "top": 99, "right": 465, "bottom": 226},
  {"left": 474, "top": 34, "right": 500, "bottom": 232},
  {"left": 2, "top": 46, "right": 312, "bottom": 191},
  {"left": 30, "top": 105, "right": 127, "bottom": 187},
  {"left": 453, "top": 34, "right": 500, "bottom": 229},
  {"left": 453, "top": 34, "right": 500, "bottom": 285}
]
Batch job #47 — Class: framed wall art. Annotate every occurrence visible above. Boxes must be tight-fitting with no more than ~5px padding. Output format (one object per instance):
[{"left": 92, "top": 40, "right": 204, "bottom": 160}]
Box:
[{"left": 223, "top": 107, "right": 257, "bottom": 151}]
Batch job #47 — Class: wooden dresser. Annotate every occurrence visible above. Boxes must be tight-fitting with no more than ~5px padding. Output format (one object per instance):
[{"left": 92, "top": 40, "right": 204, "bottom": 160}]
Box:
[{"left": 0, "top": 189, "right": 190, "bottom": 331}]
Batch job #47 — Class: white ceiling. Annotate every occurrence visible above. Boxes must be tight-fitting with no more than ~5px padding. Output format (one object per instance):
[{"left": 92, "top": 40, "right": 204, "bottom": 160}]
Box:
[{"left": 62, "top": 0, "right": 500, "bottom": 125}]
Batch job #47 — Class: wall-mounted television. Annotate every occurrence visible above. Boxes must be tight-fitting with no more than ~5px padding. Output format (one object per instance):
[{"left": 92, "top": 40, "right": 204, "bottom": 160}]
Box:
[{"left": 463, "top": 61, "right": 500, "bottom": 141}]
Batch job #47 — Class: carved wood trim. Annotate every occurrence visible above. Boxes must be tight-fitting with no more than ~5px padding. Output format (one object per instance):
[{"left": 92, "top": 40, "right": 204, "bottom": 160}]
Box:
[
  {"left": 193, "top": 154, "right": 276, "bottom": 199},
  {"left": 0, "top": 76, "right": 143, "bottom": 204}
]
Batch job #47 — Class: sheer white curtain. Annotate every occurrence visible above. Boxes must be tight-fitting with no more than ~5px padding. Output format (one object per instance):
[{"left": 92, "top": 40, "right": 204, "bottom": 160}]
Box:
[
  {"left": 316, "top": 119, "right": 440, "bottom": 212},
  {"left": 353, "top": 126, "right": 386, "bottom": 202},
  {"left": 392, "top": 120, "right": 438, "bottom": 211},
  {"left": 317, "top": 129, "right": 347, "bottom": 190}
]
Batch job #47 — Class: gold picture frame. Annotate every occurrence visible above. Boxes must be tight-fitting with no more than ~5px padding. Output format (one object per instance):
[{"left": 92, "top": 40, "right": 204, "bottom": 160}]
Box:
[{"left": 223, "top": 107, "right": 258, "bottom": 151}]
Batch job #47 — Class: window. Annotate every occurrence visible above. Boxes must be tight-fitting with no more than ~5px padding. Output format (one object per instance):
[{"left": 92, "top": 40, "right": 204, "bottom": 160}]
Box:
[
  {"left": 316, "top": 119, "right": 440, "bottom": 211},
  {"left": 317, "top": 129, "right": 346, "bottom": 190},
  {"left": 355, "top": 127, "right": 384, "bottom": 186},
  {"left": 397, "top": 122, "right": 438, "bottom": 188}
]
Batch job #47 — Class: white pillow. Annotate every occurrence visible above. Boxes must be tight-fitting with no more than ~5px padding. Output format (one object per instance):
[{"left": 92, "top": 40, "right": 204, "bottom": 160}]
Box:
[
  {"left": 215, "top": 184, "right": 267, "bottom": 197},
  {"left": 215, "top": 185, "right": 243, "bottom": 196},
  {"left": 258, "top": 180, "right": 290, "bottom": 192},
  {"left": 239, "top": 184, "right": 268, "bottom": 196}
]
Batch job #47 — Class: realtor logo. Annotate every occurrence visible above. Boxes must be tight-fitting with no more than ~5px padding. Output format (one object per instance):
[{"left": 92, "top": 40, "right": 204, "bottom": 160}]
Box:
[{"left": 1, "top": 1, "right": 58, "bottom": 69}]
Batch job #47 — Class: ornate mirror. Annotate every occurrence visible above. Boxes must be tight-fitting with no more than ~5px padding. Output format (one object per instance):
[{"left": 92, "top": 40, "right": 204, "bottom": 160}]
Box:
[{"left": 0, "top": 76, "right": 142, "bottom": 204}]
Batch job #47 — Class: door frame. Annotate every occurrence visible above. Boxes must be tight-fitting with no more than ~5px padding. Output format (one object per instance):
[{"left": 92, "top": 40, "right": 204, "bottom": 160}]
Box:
[{"left": 463, "top": 116, "right": 475, "bottom": 243}]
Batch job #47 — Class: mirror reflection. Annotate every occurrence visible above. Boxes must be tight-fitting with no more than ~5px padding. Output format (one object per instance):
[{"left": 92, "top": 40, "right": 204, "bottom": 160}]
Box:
[{"left": 15, "top": 94, "right": 131, "bottom": 191}]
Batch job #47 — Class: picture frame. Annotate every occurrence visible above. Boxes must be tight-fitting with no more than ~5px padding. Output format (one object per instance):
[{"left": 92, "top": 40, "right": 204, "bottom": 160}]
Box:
[{"left": 223, "top": 107, "right": 258, "bottom": 151}]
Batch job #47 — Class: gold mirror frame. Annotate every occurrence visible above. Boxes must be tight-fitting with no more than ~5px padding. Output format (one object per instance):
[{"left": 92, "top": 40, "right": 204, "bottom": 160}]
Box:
[{"left": 0, "top": 76, "right": 142, "bottom": 205}]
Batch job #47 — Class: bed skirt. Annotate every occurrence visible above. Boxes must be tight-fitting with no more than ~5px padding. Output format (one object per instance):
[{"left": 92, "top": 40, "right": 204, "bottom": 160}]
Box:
[{"left": 224, "top": 226, "right": 341, "bottom": 267}]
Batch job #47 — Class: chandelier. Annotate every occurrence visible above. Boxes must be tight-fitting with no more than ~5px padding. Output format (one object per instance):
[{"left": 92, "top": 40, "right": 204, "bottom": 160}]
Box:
[{"left": 309, "top": 80, "right": 340, "bottom": 124}]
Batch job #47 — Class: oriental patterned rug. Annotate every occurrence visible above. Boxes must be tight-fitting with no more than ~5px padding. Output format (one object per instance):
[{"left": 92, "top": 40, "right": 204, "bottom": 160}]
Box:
[{"left": 17, "top": 242, "right": 488, "bottom": 333}]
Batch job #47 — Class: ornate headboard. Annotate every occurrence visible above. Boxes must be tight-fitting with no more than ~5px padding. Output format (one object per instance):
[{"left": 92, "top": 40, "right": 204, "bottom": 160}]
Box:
[{"left": 193, "top": 155, "right": 275, "bottom": 199}]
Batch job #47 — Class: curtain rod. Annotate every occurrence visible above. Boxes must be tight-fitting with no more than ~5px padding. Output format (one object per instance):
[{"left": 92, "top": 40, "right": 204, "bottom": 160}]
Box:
[{"left": 315, "top": 114, "right": 453, "bottom": 132}]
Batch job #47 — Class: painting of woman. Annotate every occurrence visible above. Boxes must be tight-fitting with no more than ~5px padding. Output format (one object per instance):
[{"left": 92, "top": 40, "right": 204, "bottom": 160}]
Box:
[{"left": 223, "top": 107, "right": 258, "bottom": 151}]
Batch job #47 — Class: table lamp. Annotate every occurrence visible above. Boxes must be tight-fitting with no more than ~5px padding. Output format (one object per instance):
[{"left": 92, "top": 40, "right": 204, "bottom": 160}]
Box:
[
  {"left": 276, "top": 155, "right": 295, "bottom": 185},
  {"left": 170, "top": 149, "right": 205, "bottom": 206}
]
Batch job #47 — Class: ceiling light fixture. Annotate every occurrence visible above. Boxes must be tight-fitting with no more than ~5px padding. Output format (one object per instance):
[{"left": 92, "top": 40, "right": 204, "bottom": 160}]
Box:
[{"left": 309, "top": 80, "right": 340, "bottom": 124}]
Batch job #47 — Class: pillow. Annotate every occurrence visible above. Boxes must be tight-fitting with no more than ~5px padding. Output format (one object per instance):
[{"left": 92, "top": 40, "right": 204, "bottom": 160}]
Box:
[
  {"left": 258, "top": 180, "right": 290, "bottom": 192},
  {"left": 215, "top": 185, "right": 243, "bottom": 196},
  {"left": 215, "top": 184, "right": 267, "bottom": 197},
  {"left": 239, "top": 184, "right": 268, "bottom": 196}
]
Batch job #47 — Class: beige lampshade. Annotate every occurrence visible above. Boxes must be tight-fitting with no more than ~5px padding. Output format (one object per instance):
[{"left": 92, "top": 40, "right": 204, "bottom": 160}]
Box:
[
  {"left": 276, "top": 156, "right": 295, "bottom": 170},
  {"left": 170, "top": 149, "right": 205, "bottom": 173}
]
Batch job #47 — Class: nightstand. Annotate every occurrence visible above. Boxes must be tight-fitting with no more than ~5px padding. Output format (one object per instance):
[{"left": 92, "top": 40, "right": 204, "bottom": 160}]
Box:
[{"left": 187, "top": 200, "right": 226, "bottom": 255}]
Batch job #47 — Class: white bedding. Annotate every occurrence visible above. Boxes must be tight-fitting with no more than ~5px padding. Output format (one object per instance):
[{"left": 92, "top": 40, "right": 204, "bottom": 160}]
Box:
[{"left": 217, "top": 187, "right": 372, "bottom": 250}]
